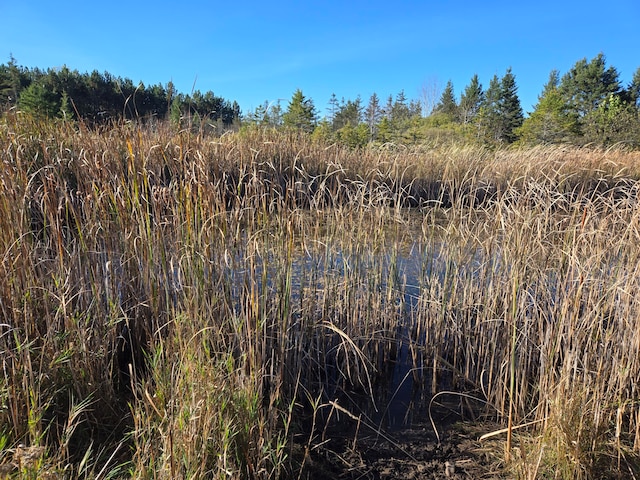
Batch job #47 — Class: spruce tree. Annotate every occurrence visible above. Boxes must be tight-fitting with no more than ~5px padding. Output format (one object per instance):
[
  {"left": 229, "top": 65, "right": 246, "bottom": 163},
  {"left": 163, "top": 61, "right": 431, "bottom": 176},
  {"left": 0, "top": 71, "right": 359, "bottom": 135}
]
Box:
[
  {"left": 4, "top": 54, "right": 23, "bottom": 105},
  {"left": 476, "top": 74, "right": 502, "bottom": 142},
  {"left": 59, "top": 90, "right": 72, "bottom": 119},
  {"left": 459, "top": 74, "right": 483, "bottom": 124},
  {"left": 559, "top": 53, "right": 621, "bottom": 118},
  {"left": 434, "top": 80, "right": 458, "bottom": 119},
  {"left": 333, "top": 97, "right": 362, "bottom": 130},
  {"left": 517, "top": 70, "right": 579, "bottom": 144},
  {"left": 170, "top": 97, "right": 182, "bottom": 126},
  {"left": 541, "top": 69, "right": 560, "bottom": 96},
  {"left": 266, "top": 100, "right": 282, "bottom": 127},
  {"left": 19, "top": 82, "right": 60, "bottom": 118},
  {"left": 391, "top": 90, "right": 410, "bottom": 122},
  {"left": 498, "top": 67, "right": 524, "bottom": 143},
  {"left": 283, "top": 89, "right": 317, "bottom": 133},
  {"left": 627, "top": 67, "right": 640, "bottom": 107}
]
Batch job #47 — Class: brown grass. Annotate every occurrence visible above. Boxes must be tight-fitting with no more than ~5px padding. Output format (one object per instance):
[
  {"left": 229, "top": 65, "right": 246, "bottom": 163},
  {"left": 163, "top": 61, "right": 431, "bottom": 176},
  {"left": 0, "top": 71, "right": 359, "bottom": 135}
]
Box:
[{"left": 2, "top": 113, "right": 640, "bottom": 478}]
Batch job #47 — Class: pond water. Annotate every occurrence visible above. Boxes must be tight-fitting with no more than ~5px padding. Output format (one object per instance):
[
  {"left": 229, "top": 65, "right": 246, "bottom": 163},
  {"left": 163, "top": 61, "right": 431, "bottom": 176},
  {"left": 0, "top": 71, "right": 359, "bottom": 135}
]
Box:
[{"left": 216, "top": 215, "right": 485, "bottom": 429}]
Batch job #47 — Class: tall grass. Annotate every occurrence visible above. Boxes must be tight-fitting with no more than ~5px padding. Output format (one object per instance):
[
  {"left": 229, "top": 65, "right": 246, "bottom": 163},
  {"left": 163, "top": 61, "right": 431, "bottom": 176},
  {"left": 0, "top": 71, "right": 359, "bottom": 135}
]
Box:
[{"left": 1, "top": 113, "right": 640, "bottom": 478}]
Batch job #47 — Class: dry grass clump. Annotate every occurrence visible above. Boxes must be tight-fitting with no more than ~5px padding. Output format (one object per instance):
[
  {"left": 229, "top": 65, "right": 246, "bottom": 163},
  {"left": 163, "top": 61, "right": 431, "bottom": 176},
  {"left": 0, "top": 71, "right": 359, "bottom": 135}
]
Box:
[
  {"left": 2, "top": 113, "right": 640, "bottom": 478},
  {"left": 414, "top": 170, "right": 640, "bottom": 478}
]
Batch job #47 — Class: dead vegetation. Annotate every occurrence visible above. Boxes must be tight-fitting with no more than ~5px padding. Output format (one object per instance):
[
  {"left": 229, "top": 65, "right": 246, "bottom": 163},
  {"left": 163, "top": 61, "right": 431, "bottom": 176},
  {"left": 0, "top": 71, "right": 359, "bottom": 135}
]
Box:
[{"left": 2, "top": 114, "right": 640, "bottom": 478}]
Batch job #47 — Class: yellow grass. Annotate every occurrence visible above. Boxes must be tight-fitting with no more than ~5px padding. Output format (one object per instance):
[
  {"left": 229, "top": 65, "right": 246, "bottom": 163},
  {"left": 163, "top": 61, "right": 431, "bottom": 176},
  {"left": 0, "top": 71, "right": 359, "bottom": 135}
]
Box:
[{"left": 1, "top": 113, "right": 640, "bottom": 478}]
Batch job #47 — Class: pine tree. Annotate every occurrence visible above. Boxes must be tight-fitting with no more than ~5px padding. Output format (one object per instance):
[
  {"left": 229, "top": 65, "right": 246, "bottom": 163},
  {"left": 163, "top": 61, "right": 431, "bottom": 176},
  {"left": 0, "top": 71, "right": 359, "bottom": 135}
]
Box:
[
  {"left": 498, "top": 68, "right": 524, "bottom": 143},
  {"left": 559, "top": 53, "right": 621, "bottom": 118},
  {"left": 459, "top": 74, "right": 484, "bottom": 124},
  {"left": 476, "top": 74, "right": 502, "bottom": 142},
  {"left": 333, "top": 97, "right": 362, "bottom": 130},
  {"left": 283, "top": 89, "right": 317, "bottom": 133},
  {"left": 517, "top": 70, "right": 579, "bottom": 144},
  {"left": 391, "top": 90, "right": 411, "bottom": 122},
  {"left": 434, "top": 80, "right": 458, "bottom": 119},
  {"left": 626, "top": 67, "right": 640, "bottom": 107},
  {"left": 19, "top": 82, "right": 60, "bottom": 118}
]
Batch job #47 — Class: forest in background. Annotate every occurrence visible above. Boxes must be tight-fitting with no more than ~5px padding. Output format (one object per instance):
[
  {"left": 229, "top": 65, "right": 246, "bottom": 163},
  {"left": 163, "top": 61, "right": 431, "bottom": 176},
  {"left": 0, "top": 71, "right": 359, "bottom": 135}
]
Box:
[
  {"left": 1, "top": 53, "right": 640, "bottom": 148},
  {"left": 4, "top": 52, "right": 640, "bottom": 479}
]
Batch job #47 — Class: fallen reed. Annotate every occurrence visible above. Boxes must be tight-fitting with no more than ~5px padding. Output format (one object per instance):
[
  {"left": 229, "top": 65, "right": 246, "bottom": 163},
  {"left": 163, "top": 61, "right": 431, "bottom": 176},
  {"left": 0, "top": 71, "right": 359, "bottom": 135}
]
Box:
[{"left": 1, "top": 113, "right": 640, "bottom": 478}]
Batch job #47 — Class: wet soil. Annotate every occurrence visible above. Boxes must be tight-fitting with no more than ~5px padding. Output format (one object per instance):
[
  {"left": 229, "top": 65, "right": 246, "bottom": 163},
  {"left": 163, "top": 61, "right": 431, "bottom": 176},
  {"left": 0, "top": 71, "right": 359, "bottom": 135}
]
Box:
[{"left": 294, "top": 403, "right": 508, "bottom": 479}]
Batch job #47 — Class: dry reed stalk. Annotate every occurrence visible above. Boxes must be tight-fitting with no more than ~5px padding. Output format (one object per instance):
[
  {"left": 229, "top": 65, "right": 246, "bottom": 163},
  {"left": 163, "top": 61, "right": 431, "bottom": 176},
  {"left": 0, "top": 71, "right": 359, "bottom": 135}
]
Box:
[{"left": 3, "top": 115, "right": 640, "bottom": 477}]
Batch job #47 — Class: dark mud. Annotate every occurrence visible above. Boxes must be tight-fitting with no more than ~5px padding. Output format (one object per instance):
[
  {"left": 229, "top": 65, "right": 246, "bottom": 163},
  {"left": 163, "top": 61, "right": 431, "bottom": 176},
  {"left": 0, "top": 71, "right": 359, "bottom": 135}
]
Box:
[{"left": 294, "top": 400, "right": 508, "bottom": 479}]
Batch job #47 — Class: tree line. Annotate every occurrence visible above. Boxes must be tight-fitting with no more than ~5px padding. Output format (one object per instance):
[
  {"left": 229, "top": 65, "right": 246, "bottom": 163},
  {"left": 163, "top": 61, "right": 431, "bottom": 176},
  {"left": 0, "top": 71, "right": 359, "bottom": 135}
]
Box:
[
  {"left": 2, "top": 53, "right": 640, "bottom": 148},
  {"left": 245, "top": 54, "right": 640, "bottom": 148},
  {"left": 0, "top": 55, "right": 241, "bottom": 127}
]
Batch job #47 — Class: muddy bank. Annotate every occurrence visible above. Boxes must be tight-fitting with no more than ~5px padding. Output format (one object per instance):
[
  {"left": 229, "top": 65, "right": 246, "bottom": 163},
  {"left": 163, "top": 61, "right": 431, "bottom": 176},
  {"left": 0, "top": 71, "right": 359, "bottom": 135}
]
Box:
[{"left": 297, "top": 419, "right": 506, "bottom": 479}]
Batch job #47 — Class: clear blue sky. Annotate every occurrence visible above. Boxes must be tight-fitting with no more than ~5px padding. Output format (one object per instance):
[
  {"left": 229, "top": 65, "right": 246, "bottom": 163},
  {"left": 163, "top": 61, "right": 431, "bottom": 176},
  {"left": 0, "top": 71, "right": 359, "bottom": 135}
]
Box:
[{"left": 2, "top": 0, "right": 639, "bottom": 117}]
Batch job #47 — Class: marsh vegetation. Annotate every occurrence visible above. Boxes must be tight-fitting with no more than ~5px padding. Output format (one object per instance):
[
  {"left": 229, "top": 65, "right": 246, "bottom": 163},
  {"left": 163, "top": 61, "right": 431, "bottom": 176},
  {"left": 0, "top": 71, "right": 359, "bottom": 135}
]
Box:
[{"left": 2, "top": 114, "right": 640, "bottom": 478}]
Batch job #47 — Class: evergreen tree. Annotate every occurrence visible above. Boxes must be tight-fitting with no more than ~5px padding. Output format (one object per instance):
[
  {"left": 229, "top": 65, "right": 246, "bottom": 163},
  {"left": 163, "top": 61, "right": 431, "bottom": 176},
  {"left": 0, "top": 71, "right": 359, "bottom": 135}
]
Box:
[
  {"left": 383, "top": 94, "right": 394, "bottom": 120},
  {"left": 283, "top": 89, "right": 317, "bottom": 133},
  {"left": 408, "top": 99, "right": 422, "bottom": 117},
  {"left": 517, "top": 70, "right": 579, "bottom": 144},
  {"left": 249, "top": 100, "right": 282, "bottom": 127},
  {"left": 0, "top": 58, "right": 240, "bottom": 127},
  {"left": 391, "top": 90, "right": 411, "bottom": 122},
  {"left": 434, "top": 80, "right": 458, "bottom": 119},
  {"left": 559, "top": 53, "right": 621, "bottom": 118},
  {"left": 475, "top": 74, "right": 502, "bottom": 142},
  {"left": 541, "top": 69, "right": 560, "bottom": 96},
  {"left": 0, "top": 54, "right": 24, "bottom": 105},
  {"left": 626, "top": 67, "right": 640, "bottom": 107},
  {"left": 498, "top": 67, "right": 524, "bottom": 143},
  {"left": 327, "top": 93, "right": 340, "bottom": 126},
  {"left": 377, "top": 117, "right": 392, "bottom": 143},
  {"left": 333, "top": 97, "right": 362, "bottom": 130},
  {"left": 365, "top": 93, "right": 383, "bottom": 139},
  {"left": 246, "top": 102, "right": 267, "bottom": 124},
  {"left": 311, "top": 119, "right": 333, "bottom": 143},
  {"left": 170, "top": 96, "right": 183, "bottom": 126},
  {"left": 59, "top": 90, "right": 72, "bottom": 119},
  {"left": 336, "top": 122, "right": 369, "bottom": 148},
  {"left": 19, "top": 82, "right": 60, "bottom": 118},
  {"left": 166, "top": 80, "right": 176, "bottom": 116},
  {"left": 266, "top": 100, "right": 282, "bottom": 126},
  {"left": 458, "top": 74, "right": 484, "bottom": 124}
]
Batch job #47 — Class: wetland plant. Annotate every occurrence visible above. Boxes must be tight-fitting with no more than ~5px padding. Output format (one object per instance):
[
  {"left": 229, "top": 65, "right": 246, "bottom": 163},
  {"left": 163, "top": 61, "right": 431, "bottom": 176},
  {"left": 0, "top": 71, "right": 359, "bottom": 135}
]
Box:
[{"left": 1, "top": 113, "right": 640, "bottom": 478}]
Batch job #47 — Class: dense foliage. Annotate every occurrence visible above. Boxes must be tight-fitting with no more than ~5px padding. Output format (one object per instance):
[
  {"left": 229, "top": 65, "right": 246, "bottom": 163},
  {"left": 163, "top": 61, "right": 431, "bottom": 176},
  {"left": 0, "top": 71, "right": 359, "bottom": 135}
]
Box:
[
  {"left": 0, "top": 55, "right": 241, "bottom": 127},
  {"left": 2, "top": 115, "right": 640, "bottom": 478},
  {"left": 246, "top": 54, "right": 640, "bottom": 149},
  {"left": 2, "top": 53, "right": 640, "bottom": 148}
]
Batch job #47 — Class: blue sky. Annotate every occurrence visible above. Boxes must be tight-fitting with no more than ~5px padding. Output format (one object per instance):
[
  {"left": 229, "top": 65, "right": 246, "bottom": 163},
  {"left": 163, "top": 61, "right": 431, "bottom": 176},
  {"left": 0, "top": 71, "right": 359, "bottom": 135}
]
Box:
[{"left": 2, "top": 1, "right": 639, "bottom": 117}]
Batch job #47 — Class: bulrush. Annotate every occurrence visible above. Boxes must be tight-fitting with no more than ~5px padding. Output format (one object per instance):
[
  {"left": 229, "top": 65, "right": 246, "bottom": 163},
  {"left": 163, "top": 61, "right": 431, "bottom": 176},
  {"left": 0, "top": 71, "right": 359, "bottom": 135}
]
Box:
[{"left": 1, "top": 113, "right": 640, "bottom": 478}]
